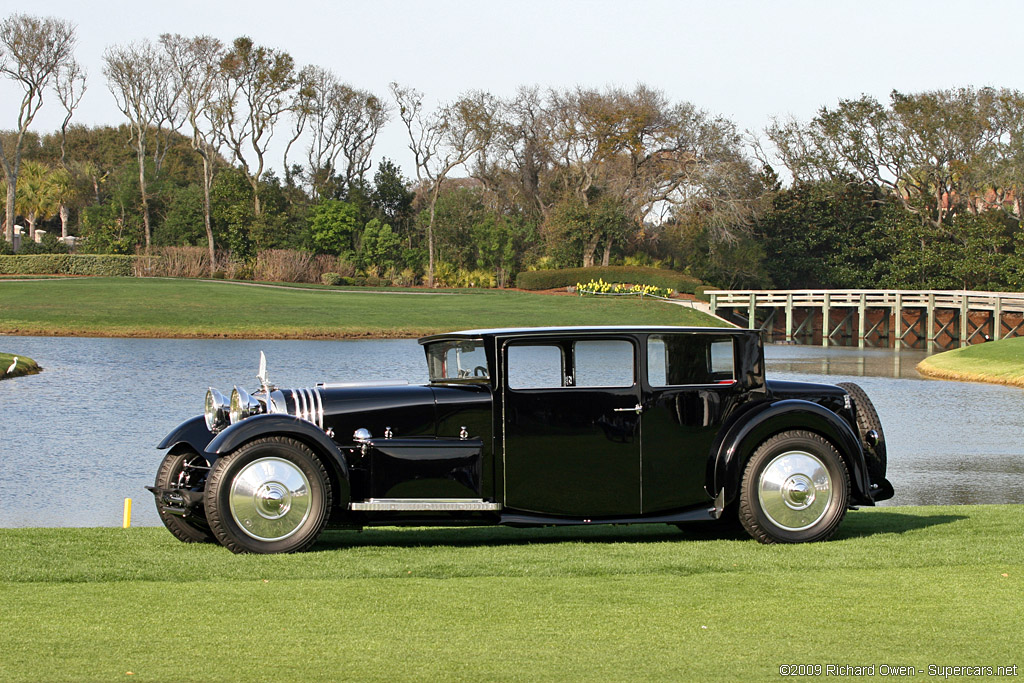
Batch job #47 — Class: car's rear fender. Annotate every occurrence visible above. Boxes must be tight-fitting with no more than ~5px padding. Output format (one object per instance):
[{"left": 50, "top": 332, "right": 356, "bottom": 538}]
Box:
[{"left": 709, "top": 399, "right": 873, "bottom": 506}]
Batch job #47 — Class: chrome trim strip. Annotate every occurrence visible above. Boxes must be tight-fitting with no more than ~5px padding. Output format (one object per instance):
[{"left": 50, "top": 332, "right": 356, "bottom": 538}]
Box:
[
  {"left": 349, "top": 498, "right": 501, "bottom": 512},
  {"left": 314, "top": 387, "right": 324, "bottom": 429},
  {"left": 289, "top": 389, "right": 300, "bottom": 422},
  {"left": 301, "top": 388, "right": 312, "bottom": 423},
  {"left": 318, "top": 380, "right": 410, "bottom": 388}
]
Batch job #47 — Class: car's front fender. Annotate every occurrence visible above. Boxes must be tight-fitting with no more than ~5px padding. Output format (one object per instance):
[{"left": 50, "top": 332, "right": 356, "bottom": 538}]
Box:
[
  {"left": 205, "top": 413, "right": 351, "bottom": 486},
  {"left": 157, "top": 415, "right": 215, "bottom": 460},
  {"left": 709, "top": 399, "right": 873, "bottom": 506}
]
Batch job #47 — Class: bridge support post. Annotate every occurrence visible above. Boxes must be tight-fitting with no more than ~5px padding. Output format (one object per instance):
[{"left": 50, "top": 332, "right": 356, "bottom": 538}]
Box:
[
  {"left": 822, "top": 292, "right": 830, "bottom": 347},
  {"left": 857, "top": 293, "right": 867, "bottom": 349},
  {"left": 927, "top": 293, "right": 936, "bottom": 353},
  {"left": 960, "top": 295, "right": 969, "bottom": 347},
  {"left": 785, "top": 293, "right": 793, "bottom": 342},
  {"left": 894, "top": 292, "right": 903, "bottom": 349},
  {"left": 748, "top": 293, "right": 756, "bottom": 331},
  {"left": 994, "top": 297, "right": 1002, "bottom": 341}
]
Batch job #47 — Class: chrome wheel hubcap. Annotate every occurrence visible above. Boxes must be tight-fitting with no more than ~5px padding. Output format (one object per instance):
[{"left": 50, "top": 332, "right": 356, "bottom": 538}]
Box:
[
  {"left": 229, "top": 457, "right": 311, "bottom": 541},
  {"left": 757, "top": 450, "right": 832, "bottom": 531}
]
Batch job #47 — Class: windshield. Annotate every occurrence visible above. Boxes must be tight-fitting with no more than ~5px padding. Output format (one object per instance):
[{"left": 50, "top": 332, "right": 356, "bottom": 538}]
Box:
[{"left": 425, "top": 340, "right": 489, "bottom": 381}]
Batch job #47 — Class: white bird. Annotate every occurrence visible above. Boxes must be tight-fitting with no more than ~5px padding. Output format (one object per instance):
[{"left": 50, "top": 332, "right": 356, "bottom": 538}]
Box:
[{"left": 5, "top": 356, "right": 17, "bottom": 374}]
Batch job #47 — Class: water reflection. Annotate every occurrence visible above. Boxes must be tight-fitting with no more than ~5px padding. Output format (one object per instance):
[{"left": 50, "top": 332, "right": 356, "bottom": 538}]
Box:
[{"left": 0, "top": 336, "right": 1021, "bottom": 527}]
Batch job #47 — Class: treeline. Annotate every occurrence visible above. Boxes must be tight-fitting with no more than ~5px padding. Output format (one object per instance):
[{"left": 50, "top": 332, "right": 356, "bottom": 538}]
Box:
[{"left": 4, "top": 13, "right": 1024, "bottom": 290}]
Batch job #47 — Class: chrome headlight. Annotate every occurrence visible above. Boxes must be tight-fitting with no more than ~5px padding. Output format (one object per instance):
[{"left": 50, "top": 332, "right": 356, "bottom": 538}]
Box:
[
  {"left": 229, "top": 386, "right": 263, "bottom": 424},
  {"left": 204, "top": 388, "right": 230, "bottom": 432}
]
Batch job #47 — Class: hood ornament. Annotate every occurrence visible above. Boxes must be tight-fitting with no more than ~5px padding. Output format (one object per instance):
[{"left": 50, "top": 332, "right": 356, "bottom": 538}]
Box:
[{"left": 257, "top": 351, "right": 275, "bottom": 393}]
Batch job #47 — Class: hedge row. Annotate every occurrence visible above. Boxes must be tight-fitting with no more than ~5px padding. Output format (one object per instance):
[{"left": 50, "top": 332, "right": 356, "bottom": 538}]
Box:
[
  {"left": 0, "top": 255, "right": 141, "bottom": 277},
  {"left": 516, "top": 266, "right": 703, "bottom": 294}
]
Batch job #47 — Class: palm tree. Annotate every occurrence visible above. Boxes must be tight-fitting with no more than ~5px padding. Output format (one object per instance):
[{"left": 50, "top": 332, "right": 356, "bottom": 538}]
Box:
[{"left": 15, "top": 161, "right": 59, "bottom": 241}]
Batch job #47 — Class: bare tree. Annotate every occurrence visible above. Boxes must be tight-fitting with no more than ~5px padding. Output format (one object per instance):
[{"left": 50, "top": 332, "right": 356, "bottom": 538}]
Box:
[
  {"left": 391, "top": 83, "right": 497, "bottom": 285},
  {"left": 103, "top": 39, "right": 181, "bottom": 247},
  {"left": 290, "top": 66, "right": 389, "bottom": 200},
  {"left": 54, "top": 58, "right": 86, "bottom": 237},
  {"left": 0, "top": 14, "right": 77, "bottom": 243},
  {"left": 214, "top": 36, "right": 296, "bottom": 216},
  {"left": 161, "top": 33, "right": 224, "bottom": 273}
]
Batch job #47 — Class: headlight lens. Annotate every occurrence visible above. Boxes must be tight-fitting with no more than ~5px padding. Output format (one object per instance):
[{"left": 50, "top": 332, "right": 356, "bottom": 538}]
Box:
[
  {"left": 229, "top": 386, "right": 262, "bottom": 424},
  {"left": 204, "top": 388, "right": 230, "bottom": 432}
]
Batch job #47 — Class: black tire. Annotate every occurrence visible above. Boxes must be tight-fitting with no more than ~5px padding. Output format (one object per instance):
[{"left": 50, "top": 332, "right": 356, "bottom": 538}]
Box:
[
  {"left": 204, "top": 436, "right": 332, "bottom": 554},
  {"left": 738, "top": 430, "right": 849, "bottom": 544},
  {"left": 836, "top": 381, "right": 887, "bottom": 483},
  {"left": 154, "top": 450, "right": 215, "bottom": 544}
]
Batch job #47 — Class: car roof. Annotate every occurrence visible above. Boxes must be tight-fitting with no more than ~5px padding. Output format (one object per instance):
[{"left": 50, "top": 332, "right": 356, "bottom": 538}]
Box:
[{"left": 418, "top": 326, "right": 749, "bottom": 345}]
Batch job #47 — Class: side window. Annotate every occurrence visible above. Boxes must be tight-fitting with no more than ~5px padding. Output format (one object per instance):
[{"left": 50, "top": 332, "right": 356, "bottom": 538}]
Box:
[
  {"left": 507, "top": 344, "right": 564, "bottom": 389},
  {"left": 573, "top": 340, "right": 634, "bottom": 387},
  {"left": 647, "top": 335, "right": 736, "bottom": 386}
]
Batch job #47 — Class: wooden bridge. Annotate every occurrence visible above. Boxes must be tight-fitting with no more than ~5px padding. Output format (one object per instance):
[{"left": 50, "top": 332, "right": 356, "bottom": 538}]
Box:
[{"left": 705, "top": 290, "right": 1024, "bottom": 350}]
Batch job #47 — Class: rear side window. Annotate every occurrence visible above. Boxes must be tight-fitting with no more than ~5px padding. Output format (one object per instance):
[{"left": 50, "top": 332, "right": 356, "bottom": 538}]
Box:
[
  {"left": 507, "top": 344, "right": 564, "bottom": 389},
  {"left": 648, "top": 335, "right": 735, "bottom": 386},
  {"left": 573, "top": 340, "right": 634, "bottom": 387}
]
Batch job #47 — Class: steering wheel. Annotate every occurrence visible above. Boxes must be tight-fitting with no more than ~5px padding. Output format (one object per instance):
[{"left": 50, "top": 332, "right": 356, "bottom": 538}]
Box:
[{"left": 473, "top": 366, "right": 488, "bottom": 377}]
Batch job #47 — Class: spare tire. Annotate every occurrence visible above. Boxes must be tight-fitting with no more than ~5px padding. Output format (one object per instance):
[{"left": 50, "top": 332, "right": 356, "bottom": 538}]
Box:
[{"left": 836, "top": 382, "right": 887, "bottom": 484}]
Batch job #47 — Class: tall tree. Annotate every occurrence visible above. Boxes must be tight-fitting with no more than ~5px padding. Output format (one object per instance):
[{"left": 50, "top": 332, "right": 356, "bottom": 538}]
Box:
[
  {"left": 54, "top": 58, "right": 86, "bottom": 237},
  {"left": 288, "top": 66, "right": 389, "bottom": 200},
  {"left": 0, "top": 14, "right": 77, "bottom": 243},
  {"left": 160, "top": 33, "right": 224, "bottom": 273},
  {"left": 103, "top": 39, "right": 180, "bottom": 247},
  {"left": 765, "top": 87, "right": 1022, "bottom": 231},
  {"left": 391, "top": 83, "right": 497, "bottom": 285},
  {"left": 214, "top": 36, "right": 296, "bottom": 217}
]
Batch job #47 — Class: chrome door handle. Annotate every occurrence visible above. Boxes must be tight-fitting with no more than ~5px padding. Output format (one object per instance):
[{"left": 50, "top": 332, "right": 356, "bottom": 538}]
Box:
[{"left": 613, "top": 403, "right": 643, "bottom": 414}]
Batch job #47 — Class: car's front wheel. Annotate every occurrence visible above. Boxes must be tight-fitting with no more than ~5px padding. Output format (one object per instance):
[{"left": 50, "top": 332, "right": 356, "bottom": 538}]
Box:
[
  {"left": 738, "top": 430, "right": 849, "bottom": 544},
  {"left": 204, "top": 436, "right": 332, "bottom": 554}
]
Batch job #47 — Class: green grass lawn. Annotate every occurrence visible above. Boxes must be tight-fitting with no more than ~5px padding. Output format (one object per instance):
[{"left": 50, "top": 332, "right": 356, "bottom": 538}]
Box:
[
  {"left": 0, "top": 352, "right": 39, "bottom": 379},
  {"left": 0, "top": 277, "right": 719, "bottom": 338},
  {"left": 1, "top": 505, "right": 1021, "bottom": 681},
  {"left": 917, "top": 336, "right": 1024, "bottom": 387}
]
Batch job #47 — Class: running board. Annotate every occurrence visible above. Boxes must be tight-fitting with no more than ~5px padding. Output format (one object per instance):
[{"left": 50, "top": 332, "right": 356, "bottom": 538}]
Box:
[{"left": 350, "top": 498, "right": 501, "bottom": 512}]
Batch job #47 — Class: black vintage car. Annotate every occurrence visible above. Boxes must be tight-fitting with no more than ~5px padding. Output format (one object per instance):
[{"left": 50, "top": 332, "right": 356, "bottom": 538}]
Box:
[{"left": 150, "top": 326, "right": 893, "bottom": 553}]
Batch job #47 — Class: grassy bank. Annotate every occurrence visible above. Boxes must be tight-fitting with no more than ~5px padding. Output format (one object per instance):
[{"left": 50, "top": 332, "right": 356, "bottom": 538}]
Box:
[
  {"left": 0, "top": 352, "right": 40, "bottom": 379},
  {"left": 0, "top": 278, "right": 720, "bottom": 339},
  {"left": 0, "top": 505, "right": 1021, "bottom": 681},
  {"left": 917, "top": 336, "right": 1024, "bottom": 387}
]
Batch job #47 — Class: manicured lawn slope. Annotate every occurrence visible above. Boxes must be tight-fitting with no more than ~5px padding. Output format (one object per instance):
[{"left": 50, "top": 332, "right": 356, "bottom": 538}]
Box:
[
  {"left": 0, "top": 278, "right": 719, "bottom": 338},
  {"left": 1, "top": 505, "right": 1021, "bottom": 681},
  {"left": 917, "top": 336, "right": 1024, "bottom": 387}
]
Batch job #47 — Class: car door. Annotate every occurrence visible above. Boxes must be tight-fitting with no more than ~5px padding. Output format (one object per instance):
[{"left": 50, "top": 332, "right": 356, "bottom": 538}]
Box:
[
  {"left": 640, "top": 332, "right": 741, "bottom": 513},
  {"left": 500, "top": 336, "right": 642, "bottom": 517}
]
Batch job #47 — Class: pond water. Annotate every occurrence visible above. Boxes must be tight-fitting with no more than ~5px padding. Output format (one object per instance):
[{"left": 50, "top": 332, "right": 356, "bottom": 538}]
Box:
[{"left": 0, "top": 336, "right": 1021, "bottom": 527}]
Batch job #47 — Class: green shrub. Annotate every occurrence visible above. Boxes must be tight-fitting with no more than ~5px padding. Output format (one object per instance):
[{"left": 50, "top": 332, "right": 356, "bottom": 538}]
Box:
[
  {"left": 321, "top": 272, "right": 342, "bottom": 286},
  {"left": 0, "top": 254, "right": 139, "bottom": 276},
  {"left": 517, "top": 266, "right": 702, "bottom": 293}
]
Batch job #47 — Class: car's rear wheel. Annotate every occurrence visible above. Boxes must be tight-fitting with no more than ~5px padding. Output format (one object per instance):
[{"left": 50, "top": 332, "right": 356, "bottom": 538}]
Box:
[
  {"left": 154, "top": 450, "right": 215, "bottom": 544},
  {"left": 204, "top": 436, "right": 332, "bottom": 554},
  {"left": 738, "top": 430, "right": 849, "bottom": 544},
  {"left": 836, "top": 382, "right": 887, "bottom": 483}
]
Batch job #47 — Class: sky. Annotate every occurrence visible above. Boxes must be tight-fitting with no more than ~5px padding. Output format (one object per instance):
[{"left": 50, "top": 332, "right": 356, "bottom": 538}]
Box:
[{"left": 6, "top": 0, "right": 1024, "bottom": 179}]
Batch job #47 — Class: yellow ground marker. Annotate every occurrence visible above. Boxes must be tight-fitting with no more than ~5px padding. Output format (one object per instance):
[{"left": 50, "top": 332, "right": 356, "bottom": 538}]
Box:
[{"left": 122, "top": 498, "right": 132, "bottom": 528}]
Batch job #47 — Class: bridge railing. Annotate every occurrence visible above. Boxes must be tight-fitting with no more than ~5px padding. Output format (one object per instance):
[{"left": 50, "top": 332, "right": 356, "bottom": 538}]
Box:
[{"left": 705, "top": 289, "right": 1024, "bottom": 313}]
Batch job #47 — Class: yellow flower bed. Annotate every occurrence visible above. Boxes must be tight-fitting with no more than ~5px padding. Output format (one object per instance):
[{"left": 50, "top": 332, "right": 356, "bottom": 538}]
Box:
[{"left": 576, "top": 278, "right": 673, "bottom": 298}]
